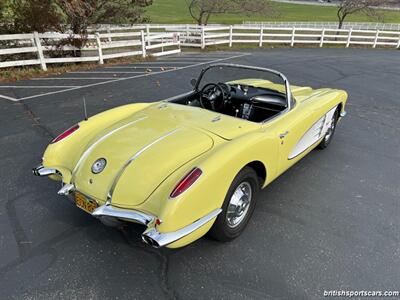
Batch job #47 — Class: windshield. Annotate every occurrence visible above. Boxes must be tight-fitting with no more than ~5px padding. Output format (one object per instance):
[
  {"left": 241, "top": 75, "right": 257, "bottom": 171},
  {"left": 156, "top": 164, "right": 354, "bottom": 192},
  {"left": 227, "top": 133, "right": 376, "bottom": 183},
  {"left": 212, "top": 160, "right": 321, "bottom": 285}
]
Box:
[{"left": 196, "top": 64, "right": 290, "bottom": 105}]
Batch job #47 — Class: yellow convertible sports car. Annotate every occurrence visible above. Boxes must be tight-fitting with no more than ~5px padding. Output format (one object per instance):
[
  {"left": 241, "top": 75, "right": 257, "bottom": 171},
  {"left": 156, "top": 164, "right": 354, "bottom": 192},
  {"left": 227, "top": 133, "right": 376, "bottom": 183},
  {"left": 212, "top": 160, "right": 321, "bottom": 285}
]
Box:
[{"left": 33, "top": 64, "right": 347, "bottom": 248}]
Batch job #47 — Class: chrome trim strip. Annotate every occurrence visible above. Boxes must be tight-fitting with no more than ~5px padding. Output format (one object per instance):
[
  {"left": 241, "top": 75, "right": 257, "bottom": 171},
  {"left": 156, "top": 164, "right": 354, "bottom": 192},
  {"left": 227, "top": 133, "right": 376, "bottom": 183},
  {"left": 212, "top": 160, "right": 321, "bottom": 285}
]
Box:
[
  {"left": 108, "top": 128, "right": 180, "bottom": 200},
  {"left": 92, "top": 204, "right": 154, "bottom": 225},
  {"left": 163, "top": 91, "right": 194, "bottom": 102},
  {"left": 72, "top": 117, "right": 147, "bottom": 180},
  {"left": 142, "top": 208, "right": 222, "bottom": 248},
  {"left": 57, "top": 183, "right": 75, "bottom": 196},
  {"left": 32, "top": 164, "right": 58, "bottom": 176}
]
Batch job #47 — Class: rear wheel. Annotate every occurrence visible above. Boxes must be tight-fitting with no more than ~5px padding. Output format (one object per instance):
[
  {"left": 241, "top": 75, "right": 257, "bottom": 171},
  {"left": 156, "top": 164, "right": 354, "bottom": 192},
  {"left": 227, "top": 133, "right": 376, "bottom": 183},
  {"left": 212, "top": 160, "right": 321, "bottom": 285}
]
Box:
[
  {"left": 209, "top": 167, "right": 259, "bottom": 242},
  {"left": 318, "top": 108, "right": 339, "bottom": 149}
]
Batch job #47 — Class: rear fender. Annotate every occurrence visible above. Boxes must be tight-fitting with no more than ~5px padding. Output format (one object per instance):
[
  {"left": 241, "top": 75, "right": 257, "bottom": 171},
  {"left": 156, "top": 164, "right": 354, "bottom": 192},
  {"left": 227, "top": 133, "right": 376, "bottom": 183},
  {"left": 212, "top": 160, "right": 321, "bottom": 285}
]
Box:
[{"left": 139, "top": 130, "right": 279, "bottom": 247}]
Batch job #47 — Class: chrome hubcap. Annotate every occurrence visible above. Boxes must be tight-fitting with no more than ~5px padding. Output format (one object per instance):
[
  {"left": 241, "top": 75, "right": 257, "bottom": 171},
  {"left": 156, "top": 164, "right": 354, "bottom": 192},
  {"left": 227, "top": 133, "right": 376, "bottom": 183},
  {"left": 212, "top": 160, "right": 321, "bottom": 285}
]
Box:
[
  {"left": 226, "top": 181, "right": 252, "bottom": 228},
  {"left": 325, "top": 116, "right": 336, "bottom": 142}
]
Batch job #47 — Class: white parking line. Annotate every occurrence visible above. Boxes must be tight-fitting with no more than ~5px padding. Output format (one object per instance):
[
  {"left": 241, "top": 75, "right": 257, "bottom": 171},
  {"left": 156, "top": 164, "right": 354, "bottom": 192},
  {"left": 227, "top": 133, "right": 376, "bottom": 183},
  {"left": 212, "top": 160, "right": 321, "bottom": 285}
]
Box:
[
  {"left": 0, "top": 85, "right": 78, "bottom": 88},
  {"left": 167, "top": 55, "right": 235, "bottom": 57},
  {"left": 104, "top": 66, "right": 176, "bottom": 69},
  {"left": 16, "top": 53, "right": 249, "bottom": 101},
  {"left": 125, "top": 61, "right": 202, "bottom": 64},
  {"left": 104, "top": 64, "right": 177, "bottom": 69},
  {"left": 0, "top": 94, "right": 17, "bottom": 101},
  {"left": 163, "top": 57, "right": 224, "bottom": 60},
  {"left": 68, "top": 71, "right": 147, "bottom": 74},
  {"left": 32, "top": 77, "right": 117, "bottom": 80}
]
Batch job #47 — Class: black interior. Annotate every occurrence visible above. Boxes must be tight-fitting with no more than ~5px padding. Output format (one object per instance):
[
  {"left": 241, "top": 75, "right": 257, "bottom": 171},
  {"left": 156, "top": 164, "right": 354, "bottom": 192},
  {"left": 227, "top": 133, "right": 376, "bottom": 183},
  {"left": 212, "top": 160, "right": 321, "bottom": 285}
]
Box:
[{"left": 169, "top": 82, "right": 287, "bottom": 122}]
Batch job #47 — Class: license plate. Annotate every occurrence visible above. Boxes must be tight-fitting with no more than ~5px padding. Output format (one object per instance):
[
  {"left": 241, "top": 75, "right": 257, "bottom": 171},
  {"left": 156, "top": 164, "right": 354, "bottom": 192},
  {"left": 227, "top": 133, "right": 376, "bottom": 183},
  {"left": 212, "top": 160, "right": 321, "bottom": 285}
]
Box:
[{"left": 75, "top": 192, "right": 98, "bottom": 214}]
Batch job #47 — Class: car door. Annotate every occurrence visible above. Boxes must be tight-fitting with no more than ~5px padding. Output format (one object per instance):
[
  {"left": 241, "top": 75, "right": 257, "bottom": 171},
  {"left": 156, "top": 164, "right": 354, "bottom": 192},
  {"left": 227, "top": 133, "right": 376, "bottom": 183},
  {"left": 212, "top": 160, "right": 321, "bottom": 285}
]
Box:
[{"left": 262, "top": 103, "right": 320, "bottom": 176}]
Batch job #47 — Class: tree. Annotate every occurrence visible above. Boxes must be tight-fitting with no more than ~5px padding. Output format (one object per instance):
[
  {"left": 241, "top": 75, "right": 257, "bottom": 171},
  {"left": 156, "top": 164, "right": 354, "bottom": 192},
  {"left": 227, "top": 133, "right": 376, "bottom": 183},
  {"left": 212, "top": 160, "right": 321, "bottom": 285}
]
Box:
[
  {"left": 0, "top": 0, "right": 13, "bottom": 33},
  {"left": 186, "top": 0, "right": 275, "bottom": 25},
  {"left": 54, "top": 0, "right": 153, "bottom": 56},
  {"left": 12, "top": 0, "right": 63, "bottom": 33},
  {"left": 336, "top": 0, "right": 386, "bottom": 29},
  {"left": 56, "top": 0, "right": 152, "bottom": 35},
  {"left": 0, "top": 0, "right": 152, "bottom": 34}
]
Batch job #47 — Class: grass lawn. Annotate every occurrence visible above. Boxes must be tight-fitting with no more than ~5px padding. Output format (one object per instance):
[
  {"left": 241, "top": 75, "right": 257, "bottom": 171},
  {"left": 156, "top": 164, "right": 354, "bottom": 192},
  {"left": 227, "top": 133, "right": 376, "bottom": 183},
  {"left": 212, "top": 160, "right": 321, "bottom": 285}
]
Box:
[{"left": 145, "top": 0, "right": 400, "bottom": 24}]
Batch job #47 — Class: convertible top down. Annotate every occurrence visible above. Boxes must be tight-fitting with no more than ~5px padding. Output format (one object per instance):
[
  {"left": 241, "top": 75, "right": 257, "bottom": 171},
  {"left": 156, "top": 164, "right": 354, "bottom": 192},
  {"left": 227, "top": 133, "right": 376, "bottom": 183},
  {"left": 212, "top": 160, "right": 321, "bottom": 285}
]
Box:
[{"left": 33, "top": 64, "right": 347, "bottom": 248}]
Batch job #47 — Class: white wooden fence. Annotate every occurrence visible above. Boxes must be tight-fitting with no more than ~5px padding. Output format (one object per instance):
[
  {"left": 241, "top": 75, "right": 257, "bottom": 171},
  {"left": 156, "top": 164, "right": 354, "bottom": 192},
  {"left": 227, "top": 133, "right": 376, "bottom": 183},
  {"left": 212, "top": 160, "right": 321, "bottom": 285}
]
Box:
[
  {"left": 91, "top": 24, "right": 400, "bottom": 49},
  {"left": 243, "top": 22, "right": 400, "bottom": 31},
  {"left": 0, "top": 30, "right": 180, "bottom": 70},
  {"left": 197, "top": 25, "right": 400, "bottom": 49},
  {"left": 1, "top": 24, "right": 399, "bottom": 70},
  {"left": 86, "top": 24, "right": 400, "bottom": 49}
]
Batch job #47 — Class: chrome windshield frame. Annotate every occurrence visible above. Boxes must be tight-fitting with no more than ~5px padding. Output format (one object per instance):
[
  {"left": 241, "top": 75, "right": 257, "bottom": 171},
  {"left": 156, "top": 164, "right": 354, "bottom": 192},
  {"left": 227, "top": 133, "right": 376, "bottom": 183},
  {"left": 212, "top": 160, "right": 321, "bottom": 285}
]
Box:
[{"left": 194, "top": 63, "right": 293, "bottom": 111}]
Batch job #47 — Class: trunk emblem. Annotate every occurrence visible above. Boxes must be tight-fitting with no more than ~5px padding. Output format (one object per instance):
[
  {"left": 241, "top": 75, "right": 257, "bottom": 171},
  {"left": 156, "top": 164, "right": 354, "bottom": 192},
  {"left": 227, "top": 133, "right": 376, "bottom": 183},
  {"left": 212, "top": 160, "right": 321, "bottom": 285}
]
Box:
[{"left": 92, "top": 158, "right": 107, "bottom": 174}]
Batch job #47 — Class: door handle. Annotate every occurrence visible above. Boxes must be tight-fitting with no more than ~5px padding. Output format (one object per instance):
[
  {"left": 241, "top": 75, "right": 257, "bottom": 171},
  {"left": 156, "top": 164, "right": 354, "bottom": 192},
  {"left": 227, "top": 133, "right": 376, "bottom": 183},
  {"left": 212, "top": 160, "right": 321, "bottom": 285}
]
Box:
[{"left": 279, "top": 131, "right": 289, "bottom": 139}]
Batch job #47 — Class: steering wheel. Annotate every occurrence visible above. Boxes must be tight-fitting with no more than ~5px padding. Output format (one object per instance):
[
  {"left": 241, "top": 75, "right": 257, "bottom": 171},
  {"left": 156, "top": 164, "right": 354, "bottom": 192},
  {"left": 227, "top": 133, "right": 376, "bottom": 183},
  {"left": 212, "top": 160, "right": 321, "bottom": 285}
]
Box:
[{"left": 200, "top": 83, "right": 228, "bottom": 112}]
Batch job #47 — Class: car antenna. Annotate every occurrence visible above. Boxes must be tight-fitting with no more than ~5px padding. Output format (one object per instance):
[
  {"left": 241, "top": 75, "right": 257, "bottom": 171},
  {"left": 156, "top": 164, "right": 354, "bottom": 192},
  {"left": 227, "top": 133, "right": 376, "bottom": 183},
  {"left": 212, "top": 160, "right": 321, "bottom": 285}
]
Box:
[{"left": 83, "top": 97, "right": 88, "bottom": 121}]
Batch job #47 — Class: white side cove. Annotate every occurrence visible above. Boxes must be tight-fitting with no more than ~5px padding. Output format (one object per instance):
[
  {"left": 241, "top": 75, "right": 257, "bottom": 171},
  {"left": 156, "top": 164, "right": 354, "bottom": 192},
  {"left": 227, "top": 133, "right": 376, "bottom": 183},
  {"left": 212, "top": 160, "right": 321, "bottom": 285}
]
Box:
[{"left": 288, "top": 106, "right": 337, "bottom": 159}]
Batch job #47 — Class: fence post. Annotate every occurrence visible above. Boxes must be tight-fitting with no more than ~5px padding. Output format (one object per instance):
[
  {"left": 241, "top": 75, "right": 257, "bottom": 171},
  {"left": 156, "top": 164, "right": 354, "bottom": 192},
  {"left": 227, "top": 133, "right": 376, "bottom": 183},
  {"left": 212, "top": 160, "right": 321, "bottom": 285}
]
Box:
[
  {"left": 146, "top": 24, "right": 151, "bottom": 46},
  {"left": 33, "top": 31, "right": 47, "bottom": 71},
  {"left": 201, "top": 25, "right": 205, "bottom": 49},
  {"left": 259, "top": 26, "right": 264, "bottom": 47},
  {"left": 396, "top": 34, "right": 400, "bottom": 49},
  {"left": 141, "top": 30, "right": 146, "bottom": 57},
  {"left": 290, "top": 27, "right": 295, "bottom": 47},
  {"left": 177, "top": 33, "right": 181, "bottom": 50},
  {"left": 320, "top": 28, "right": 325, "bottom": 47},
  {"left": 95, "top": 33, "right": 104, "bottom": 64},
  {"left": 229, "top": 25, "right": 233, "bottom": 47},
  {"left": 373, "top": 29, "right": 379, "bottom": 48},
  {"left": 186, "top": 24, "right": 190, "bottom": 43},
  {"left": 346, "top": 28, "right": 352, "bottom": 48},
  {"left": 107, "top": 28, "right": 112, "bottom": 43}
]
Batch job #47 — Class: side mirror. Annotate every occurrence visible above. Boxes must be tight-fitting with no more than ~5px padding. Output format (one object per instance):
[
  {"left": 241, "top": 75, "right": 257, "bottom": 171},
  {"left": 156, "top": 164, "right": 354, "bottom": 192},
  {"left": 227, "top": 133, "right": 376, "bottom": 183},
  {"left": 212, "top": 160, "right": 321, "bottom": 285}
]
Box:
[{"left": 190, "top": 78, "right": 197, "bottom": 87}]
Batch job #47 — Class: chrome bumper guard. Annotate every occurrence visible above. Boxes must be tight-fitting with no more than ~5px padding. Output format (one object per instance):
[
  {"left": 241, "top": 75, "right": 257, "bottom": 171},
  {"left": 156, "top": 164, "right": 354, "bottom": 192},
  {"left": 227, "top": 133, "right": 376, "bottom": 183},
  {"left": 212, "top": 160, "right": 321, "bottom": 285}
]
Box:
[
  {"left": 92, "top": 204, "right": 154, "bottom": 226},
  {"left": 58, "top": 183, "right": 75, "bottom": 195},
  {"left": 32, "top": 164, "right": 58, "bottom": 177}
]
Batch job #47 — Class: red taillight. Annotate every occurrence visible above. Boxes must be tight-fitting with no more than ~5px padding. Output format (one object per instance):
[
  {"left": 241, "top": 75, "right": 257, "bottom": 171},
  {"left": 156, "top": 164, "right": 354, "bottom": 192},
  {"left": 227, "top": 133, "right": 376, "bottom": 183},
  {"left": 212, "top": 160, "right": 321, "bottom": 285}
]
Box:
[
  {"left": 170, "top": 168, "right": 202, "bottom": 198},
  {"left": 51, "top": 124, "right": 79, "bottom": 144}
]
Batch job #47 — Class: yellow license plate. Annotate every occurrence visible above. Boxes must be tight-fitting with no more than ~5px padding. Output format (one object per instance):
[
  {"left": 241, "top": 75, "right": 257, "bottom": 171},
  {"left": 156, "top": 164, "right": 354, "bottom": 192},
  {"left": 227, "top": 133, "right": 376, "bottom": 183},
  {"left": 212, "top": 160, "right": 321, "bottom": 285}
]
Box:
[{"left": 75, "top": 192, "right": 98, "bottom": 214}]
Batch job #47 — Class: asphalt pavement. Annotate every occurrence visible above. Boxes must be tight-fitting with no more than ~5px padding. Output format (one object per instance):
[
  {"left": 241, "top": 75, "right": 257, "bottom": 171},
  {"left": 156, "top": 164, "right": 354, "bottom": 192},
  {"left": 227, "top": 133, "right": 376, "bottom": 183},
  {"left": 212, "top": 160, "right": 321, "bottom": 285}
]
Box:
[{"left": 0, "top": 48, "right": 399, "bottom": 299}]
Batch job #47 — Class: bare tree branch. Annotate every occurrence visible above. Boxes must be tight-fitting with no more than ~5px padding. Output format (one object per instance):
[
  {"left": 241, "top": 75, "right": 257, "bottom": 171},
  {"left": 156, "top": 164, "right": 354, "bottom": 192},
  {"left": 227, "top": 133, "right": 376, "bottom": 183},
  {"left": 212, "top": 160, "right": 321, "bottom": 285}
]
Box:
[
  {"left": 186, "top": 0, "right": 275, "bottom": 25},
  {"left": 336, "top": 0, "right": 389, "bottom": 29}
]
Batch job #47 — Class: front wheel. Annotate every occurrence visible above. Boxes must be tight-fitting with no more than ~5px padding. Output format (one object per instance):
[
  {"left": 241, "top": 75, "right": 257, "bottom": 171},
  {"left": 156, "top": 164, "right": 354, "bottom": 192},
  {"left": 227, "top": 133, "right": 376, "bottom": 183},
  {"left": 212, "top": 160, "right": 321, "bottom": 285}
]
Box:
[
  {"left": 318, "top": 108, "right": 339, "bottom": 149},
  {"left": 209, "top": 167, "right": 259, "bottom": 242}
]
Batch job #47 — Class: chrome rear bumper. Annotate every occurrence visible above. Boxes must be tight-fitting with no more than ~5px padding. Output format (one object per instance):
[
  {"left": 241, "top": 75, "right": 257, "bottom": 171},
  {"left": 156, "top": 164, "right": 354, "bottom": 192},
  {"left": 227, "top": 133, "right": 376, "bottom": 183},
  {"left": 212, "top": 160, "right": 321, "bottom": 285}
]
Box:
[
  {"left": 32, "top": 163, "right": 222, "bottom": 248},
  {"left": 141, "top": 208, "right": 222, "bottom": 248},
  {"left": 32, "top": 164, "right": 58, "bottom": 176},
  {"left": 92, "top": 203, "right": 222, "bottom": 248}
]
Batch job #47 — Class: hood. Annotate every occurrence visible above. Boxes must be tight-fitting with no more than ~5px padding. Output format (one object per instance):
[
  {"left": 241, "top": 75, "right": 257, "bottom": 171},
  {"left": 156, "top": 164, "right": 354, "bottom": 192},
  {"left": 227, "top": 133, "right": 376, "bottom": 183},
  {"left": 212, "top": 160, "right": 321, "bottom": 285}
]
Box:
[{"left": 73, "top": 111, "right": 213, "bottom": 205}]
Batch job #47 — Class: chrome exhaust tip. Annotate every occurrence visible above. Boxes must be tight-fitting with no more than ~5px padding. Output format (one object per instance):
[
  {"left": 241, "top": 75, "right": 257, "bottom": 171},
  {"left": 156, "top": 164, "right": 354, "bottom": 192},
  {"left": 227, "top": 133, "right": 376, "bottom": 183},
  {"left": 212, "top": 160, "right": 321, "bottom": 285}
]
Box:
[{"left": 142, "top": 234, "right": 160, "bottom": 248}]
